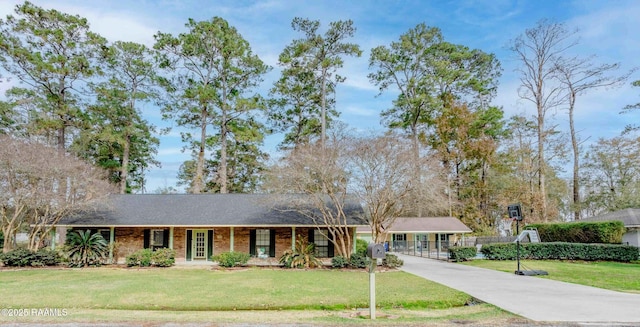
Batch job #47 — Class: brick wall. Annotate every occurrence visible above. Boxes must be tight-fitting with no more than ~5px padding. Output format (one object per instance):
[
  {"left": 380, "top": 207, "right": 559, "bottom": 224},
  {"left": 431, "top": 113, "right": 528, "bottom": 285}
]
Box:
[{"left": 103, "top": 226, "right": 355, "bottom": 263}]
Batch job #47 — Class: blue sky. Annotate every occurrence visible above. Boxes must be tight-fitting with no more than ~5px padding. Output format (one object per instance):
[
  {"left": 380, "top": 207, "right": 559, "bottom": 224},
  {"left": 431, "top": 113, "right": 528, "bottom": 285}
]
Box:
[{"left": 1, "top": 0, "right": 639, "bottom": 192}]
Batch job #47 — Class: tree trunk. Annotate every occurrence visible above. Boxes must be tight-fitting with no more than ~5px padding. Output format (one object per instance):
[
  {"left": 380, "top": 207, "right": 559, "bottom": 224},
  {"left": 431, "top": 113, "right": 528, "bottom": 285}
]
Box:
[
  {"left": 120, "top": 135, "right": 131, "bottom": 194},
  {"left": 569, "top": 92, "right": 580, "bottom": 220},
  {"left": 192, "top": 107, "right": 208, "bottom": 194},
  {"left": 219, "top": 113, "right": 228, "bottom": 194}
]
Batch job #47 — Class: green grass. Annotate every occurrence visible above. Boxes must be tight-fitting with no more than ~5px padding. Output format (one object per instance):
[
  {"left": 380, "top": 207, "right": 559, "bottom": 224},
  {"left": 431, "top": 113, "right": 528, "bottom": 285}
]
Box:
[
  {"left": 461, "top": 260, "right": 640, "bottom": 293},
  {"left": 0, "top": 267, "right": 521, "bottom": 325},
  {"left": 0, "top": 268, "right": 471, "bottom": 311}
]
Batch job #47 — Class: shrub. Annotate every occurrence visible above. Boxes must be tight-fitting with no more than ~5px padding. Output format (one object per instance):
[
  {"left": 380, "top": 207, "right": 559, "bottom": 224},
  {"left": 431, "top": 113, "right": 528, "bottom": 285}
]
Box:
[
  {"left": 382, "top": 253, "right": 403, "bottom": 268},
  {"left": 151, "top": 248, "right": 176, "bottom": 267},
  {"left": 279, "top": 237, "right": 322, "bottom": 269},
  {"left": 212, "top": 251, "right": 250, "bottom": 268},
  {"left": 0, "top": 248, "right": 61, "bottom": 267},
  {"left": 33, "top": 248, "right": 61, "bottom": 266},
  {"left": 449, "top": 246, "right": 477, "bottom": 262},
  {"left": 480, "top": 242, "right": 639, "bottom": 262},
  {"left": 66, "top": 229, "right": 108, "bottom": 268},
  {"left": 126, "top": 249, "right": 153, "bottom": 267},
  {"left": 528, "top": 221, "right": 625, "bottom": 244},
  {"left": 355, "top": 239, "right": 368, "bottom": 256},
  {"left": 0, "top": 231, "right": 3, "bottom": 250},
  {"left": 0, "top": 248, "right": 35, "bottom": 267},
  {"left": 349, "top": 253, "right": 370, "bottom": 269},
  {"left": 331, "top": 255, "right": 349, "bottom": 268}
]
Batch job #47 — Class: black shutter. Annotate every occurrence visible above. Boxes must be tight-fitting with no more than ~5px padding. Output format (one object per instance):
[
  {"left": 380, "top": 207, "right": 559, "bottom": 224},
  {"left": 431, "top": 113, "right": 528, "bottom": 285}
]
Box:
[
  {"left": 269, "top": 229, "right": 276, "bottom": 257},
  {"left": 249, "top": 229, "right": 256, "bottom": 256},
  {"left": 186, "top": 230, "right": 192, "bottom": 261},
  {"left": 308, "top": 229, "right": 314, "bottom": 244},
  {"left": 162, "top": 229, "right": 169, "bottom": 248},
  {"left": 328, "top": 234, "right": 335, "bottom": 258},
  {"left": 143, "top": 229, "right": 150, "bottom": 249},
  {"left": 207, "top": 230, "right": 214, "bottom": 260}
]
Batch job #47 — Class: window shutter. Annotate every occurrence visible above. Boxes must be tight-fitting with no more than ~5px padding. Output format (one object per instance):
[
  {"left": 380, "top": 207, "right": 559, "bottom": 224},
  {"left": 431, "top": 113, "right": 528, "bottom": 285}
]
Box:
[
  {"left": 328, "top": 234, "right": 335, "bottom": 258},
  {"left": 162, "top": 229, "right": 170, "bottom": 248},
  {"left": 207, "top": 230, "right": 214, "bottom": 260},
  {"left": 186, "top": 230, "right": 192, "bottom": 261},
  {"left": 308, "top": 229, "right": 314, "bottom": 244},
  {"left": 249, "top": 229, "right": 256, "bottom": 256},
  {"left": 143, "top": 229, "right": 150, "bottom": 249},
  {"left": 269, "top": 229, "right": 276, "bottom": 257}
]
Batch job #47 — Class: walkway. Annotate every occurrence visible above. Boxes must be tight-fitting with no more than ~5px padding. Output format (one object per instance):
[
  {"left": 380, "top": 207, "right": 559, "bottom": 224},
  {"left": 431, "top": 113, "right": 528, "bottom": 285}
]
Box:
[{"left": 397, "top": 254, "right": 640, "bottom": 324}]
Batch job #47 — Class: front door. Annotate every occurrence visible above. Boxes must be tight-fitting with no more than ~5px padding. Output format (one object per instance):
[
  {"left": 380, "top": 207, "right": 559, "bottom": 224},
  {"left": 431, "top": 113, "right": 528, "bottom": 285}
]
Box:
[{"left": 192, "top": 230, "right": 207, "bottom": 260}]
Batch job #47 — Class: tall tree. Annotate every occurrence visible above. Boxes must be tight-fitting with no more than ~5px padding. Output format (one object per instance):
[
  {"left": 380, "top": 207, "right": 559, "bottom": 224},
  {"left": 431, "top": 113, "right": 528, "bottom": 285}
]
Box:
[
  {"left": 581, "top": 134, "right": 640, "bottom": 216},
  {"left": 510, "top": 19, "right": 576, "bottom": 221},
  {"left": 0, "top": 1, "right": 107, "bottom": 150},
  {"left": 155, "top": 17, "right": 269, "bottom": 193},
  {"left": 429, "top": 98, "right": 507, "bottom": 228},
  {"left": 555, "top": 56, "right": 630, "bottom": 220},
  {"left": 76, "top": 41, "right": 160, "bottom": 193},
  {"left": 369, "top": 23, "right": 501, "bottom": 217},
  {"left": 279, "top": 17, "right": 361, "bottom": 146},
  {"left": 177, "top": 119, "right": 269, "bottom": 193}
]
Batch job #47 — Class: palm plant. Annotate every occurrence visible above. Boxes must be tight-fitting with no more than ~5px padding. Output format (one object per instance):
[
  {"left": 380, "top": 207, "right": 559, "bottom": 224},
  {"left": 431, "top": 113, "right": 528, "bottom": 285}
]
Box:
[
  {"left": 279, "top": 236, "right": 322, "bottom": 269},
  {"left": 66, "top": 229, "right": 108, "bottom": 267}
]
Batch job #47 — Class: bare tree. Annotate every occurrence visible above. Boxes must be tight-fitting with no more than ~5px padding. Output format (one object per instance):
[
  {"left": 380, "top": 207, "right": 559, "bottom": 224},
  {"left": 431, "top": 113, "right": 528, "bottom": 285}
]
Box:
[
  {"left": 265, "top": 129, "right": 357, "bottom": 257},
  {"left": 555, "top": 56, "right": 632, "bottom": 220},
  {"left": 348, "top": 134, "right": 447, "bottom": 243},
  {"left": 265, "top": 129, "right": 448, "bottom": 254},
  {"left": 0, "top": 135, "right": 113, "bottom": 252},
  {"left": 510, "top": 19, "right": 576, "bottom": 221}
]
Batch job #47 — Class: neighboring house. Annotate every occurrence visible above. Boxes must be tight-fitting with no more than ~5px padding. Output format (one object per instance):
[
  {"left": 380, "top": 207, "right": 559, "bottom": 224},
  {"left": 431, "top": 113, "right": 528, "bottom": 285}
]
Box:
[
  {"left": 356, "top": 217, "right": 472, "bottom": 252},
  {"left": 55, "top": 194, "right": 365, "bottom": 263},
  {"left": 579, "top": 208, "right": 640, "bottom": 247}
]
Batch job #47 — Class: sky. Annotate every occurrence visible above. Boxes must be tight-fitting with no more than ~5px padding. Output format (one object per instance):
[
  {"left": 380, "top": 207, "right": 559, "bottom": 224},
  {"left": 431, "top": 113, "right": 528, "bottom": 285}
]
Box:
[{"left": 1, "top": 0, "right": 639, "bottom": 193}]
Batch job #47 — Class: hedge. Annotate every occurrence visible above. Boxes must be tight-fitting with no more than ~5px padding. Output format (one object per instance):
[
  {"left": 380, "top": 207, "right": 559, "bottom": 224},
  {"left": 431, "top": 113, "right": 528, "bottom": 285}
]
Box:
[
  {"left": 448, "top": 246, "right": 477, "bottom": 262},
  {"left": 480, "top": 242, "right": 639, "bottom": 262},
  {"left": 0, "top": 248, "right": 61, "bottom": 267},
  {"left": 527, "top": 221, "right": 625, "bottom": 244}
]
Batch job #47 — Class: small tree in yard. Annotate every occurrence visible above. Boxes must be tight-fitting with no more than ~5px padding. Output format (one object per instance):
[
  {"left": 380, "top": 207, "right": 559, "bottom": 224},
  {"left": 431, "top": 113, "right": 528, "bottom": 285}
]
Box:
[
  {"left": 0, "top": 135, "right": 113, "bottom": 252},
  {"left": 349, "top": 134, "right": 447, "bottom": 243},
  {"left": 66, "top": 229, "right": 108, "bottom": 267},
  {"left": 265, "top": 129, "right": 448, "bottom": 256},
  {"left": 265, "top": 129, "right": 361, "bottom": 258}
]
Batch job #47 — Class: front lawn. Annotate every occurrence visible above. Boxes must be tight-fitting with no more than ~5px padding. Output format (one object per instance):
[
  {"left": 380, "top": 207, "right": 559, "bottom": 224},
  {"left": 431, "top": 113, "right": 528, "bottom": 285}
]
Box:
[
  {"left": 461, "top": 260, "right": 640, "bottom": 293},
  {"left": 0, "top": 267, "right": 518, "bottom": 325}
]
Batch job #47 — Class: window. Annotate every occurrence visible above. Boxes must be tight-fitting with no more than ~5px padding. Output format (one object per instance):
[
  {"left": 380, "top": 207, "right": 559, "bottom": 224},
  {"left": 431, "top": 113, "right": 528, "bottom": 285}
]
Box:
[
  {"left": 255, "top": 229, "right": 270, "bottom": 258},
  {"left": 151, "top": 229, "right": 165, "bottom": 251},
  {"left": 313, "top": 230, "right": 329, "bottom": 258}
]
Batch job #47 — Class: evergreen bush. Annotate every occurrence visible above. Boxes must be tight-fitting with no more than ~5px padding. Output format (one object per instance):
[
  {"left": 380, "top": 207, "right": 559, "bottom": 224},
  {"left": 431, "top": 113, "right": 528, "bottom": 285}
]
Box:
[
  {"left": 212, "top": 251, "right": 250, "bottom": 268},
  {"left": 349, "top": 253, "right": 370, "bottom": 268},
  {"left": 448, "top": 246, "right": 477, "bottom": 262},
  {"left": 480, "top": 242, "right": 638, "bottom": 262},
  {"left": 528, "top": 221, "right": 625, "bottom": 244},
  {"left": 331, "top": 255, "right": 349, "bottom": 268},
  {"left": 382, "top": 253, "right": 403, "bottom": 268}
]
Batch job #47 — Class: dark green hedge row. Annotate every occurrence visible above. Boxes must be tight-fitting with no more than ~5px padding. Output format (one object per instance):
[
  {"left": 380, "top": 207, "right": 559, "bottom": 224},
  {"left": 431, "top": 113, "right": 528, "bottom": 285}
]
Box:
[
  {"left": 527, "top": 221, "right": 625, "bottom": 244},
  {"left": 480, "top": 242, "right": 639, "bottom": 262},
  {"left": 0, "top": 248, "right": 61, "bottom": 267},
  {"left": 448, "top": 246, "right": 477, "bottom": 262}
]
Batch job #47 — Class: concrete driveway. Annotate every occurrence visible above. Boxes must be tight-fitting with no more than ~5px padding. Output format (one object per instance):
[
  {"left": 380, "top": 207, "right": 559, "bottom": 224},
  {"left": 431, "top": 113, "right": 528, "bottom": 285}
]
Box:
[{"left": 397, "top": 254, "right": 640, "bottom": 324}]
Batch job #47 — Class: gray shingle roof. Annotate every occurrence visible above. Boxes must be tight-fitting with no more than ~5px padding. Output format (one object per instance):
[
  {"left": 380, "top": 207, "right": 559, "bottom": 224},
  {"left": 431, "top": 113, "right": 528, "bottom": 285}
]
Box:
[
  {"left": 59, "top": 194, "right": 366, "bottom": 227},
  {"left": 356, "top": 217, "right": 472, "bottom": 234},
  {"left": 580, "top": 208, "right": 640, "bottom": 227}
]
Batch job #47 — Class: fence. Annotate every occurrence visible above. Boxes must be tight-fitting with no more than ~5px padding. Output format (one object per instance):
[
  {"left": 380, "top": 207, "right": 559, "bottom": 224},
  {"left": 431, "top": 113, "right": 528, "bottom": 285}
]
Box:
[{"left": 391, "top": 240, "right": 474, "bottom": 260}]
